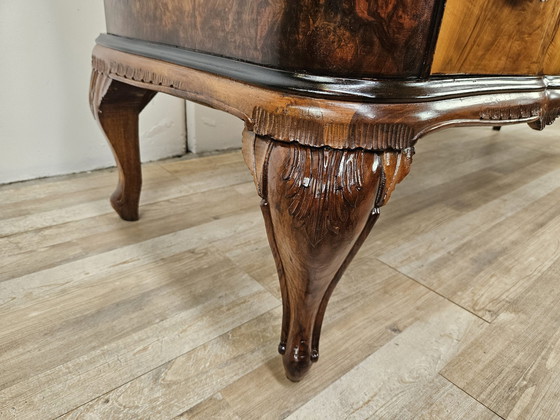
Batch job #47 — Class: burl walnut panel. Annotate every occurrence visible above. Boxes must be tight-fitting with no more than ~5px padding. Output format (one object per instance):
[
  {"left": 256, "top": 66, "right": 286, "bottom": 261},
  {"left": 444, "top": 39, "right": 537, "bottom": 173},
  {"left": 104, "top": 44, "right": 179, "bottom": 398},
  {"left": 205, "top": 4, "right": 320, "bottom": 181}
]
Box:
[
  {"left": 103, "top": 0, "right": 442, "bottom": 78},
  {"left": 432, "top": 0, "right": 560, "bottom": 75}
]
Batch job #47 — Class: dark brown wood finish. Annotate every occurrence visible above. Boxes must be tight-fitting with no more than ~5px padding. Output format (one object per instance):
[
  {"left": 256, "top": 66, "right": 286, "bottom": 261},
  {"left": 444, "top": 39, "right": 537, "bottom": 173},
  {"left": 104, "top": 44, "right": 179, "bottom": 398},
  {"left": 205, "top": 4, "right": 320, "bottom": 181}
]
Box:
[
  {"left": 91, "top": 46, "right": 560, "bottom": 153},
  {"left": 92, "top": 0, "right": 560, "bottom": 381},
  {"left": 89, "top": 46, "right": 560, "bottom": 380},
  {"left": 97, "top": 34, "right": 558, "bottom": 104},
  {"left": 103, "top": 0, "right": 441, "bottom": 78},
  {"left": 242, "top": 131, "right": 412, "bottom": 380},
  {"left": 90, "top": 68, "right": 156, "bottom": 221}
]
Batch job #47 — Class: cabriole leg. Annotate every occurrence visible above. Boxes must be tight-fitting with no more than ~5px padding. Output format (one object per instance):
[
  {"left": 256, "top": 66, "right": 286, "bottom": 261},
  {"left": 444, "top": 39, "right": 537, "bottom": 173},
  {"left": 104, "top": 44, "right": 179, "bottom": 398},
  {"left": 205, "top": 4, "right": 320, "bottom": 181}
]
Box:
[
  {"left": 242, "top": 130, "right": 413, "bottom": 381},
  {"left": 89, "top": 69, "right": 156, "bottom": 221}
]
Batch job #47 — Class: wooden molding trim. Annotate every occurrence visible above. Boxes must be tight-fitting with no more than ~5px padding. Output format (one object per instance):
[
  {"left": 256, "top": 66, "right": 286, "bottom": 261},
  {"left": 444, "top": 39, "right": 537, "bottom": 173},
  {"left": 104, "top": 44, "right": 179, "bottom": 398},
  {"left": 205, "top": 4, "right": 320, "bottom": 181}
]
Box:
[
  {"left": 96, "top": 35, "right": 560, "bottom": 103},
  {"left": 92, "top": 45, "right": 560, "bottom": 152},
  {"left": 480, "top": 105, "right": 541, "bottom": 122},
  {"left": 251, "top": 107, "right": 416, "bottom": 150}
]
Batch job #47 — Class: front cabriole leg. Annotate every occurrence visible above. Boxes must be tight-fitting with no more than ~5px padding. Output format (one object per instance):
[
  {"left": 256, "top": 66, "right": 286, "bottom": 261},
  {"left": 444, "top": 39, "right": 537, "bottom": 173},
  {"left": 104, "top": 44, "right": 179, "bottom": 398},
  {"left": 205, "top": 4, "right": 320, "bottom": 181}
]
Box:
[
  {"left": 242, "top": 130, "right": 413, "bottom": 381},
  {"left": 89, "top": 63, "right": 156, "bottom": 221}
]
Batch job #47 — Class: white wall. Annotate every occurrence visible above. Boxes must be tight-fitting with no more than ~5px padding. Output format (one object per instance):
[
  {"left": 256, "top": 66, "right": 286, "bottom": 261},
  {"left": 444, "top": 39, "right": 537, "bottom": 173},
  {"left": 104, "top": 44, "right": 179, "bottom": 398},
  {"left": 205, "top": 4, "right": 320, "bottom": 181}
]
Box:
[
  {"left": 186, "top": 102, "right": 245, "bottom": 154},
  {"left": 0, "top": 1, "right": 186, "bottom": 185}
]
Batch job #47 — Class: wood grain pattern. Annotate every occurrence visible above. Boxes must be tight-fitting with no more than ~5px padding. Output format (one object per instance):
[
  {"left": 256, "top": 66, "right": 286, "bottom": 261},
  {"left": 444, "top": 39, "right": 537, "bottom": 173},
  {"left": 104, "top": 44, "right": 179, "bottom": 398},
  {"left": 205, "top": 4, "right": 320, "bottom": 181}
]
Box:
[
  {"left": 3, "top": 125, "right": 560, "bottom": 417},
  {"left": 243, "top": 133, "right": 413, "bottom": 380},
  {"left": 95, "top": 34, "right": 560, "bottom": 103},
  {"left": 89, "top": 44, "right": 560, "bottom": 381},
  {"left": 287, "top": 303, "right": 493, "bottom": 420},
  {"left": 91, "top": 46, "right": 560, "bottom": 155},
  {"left": 379, "top": 157, "right": 560, "bottom": 322},
  {"left": 432, "top": 0, "right": 560, "bottom": 75},
  {"left": 93, "top": 0, "right": 560, "bottom": 388},
  {"left": 175, "top": 393, "right": 241, "bottom": 419},
  {"left": 441, "top": 257, "right": 560, "bottom": 419},
  {"left": 103, "top": 0, "right": 440, "bottom": 78},
  {"left": 90, "top": 69, "right": 156, "bottom": 220},
  {"left": 545, "top": 25, "right": 560, "bottom": 74},
  {"left": 60, "top": 309, "right": 282, "bottom": 420},
  {"left": 0, "top": 231, "right": 278, "bottom": 418},
  {"left": 0, "top": 155, "right": 254, "bottom": 282}
]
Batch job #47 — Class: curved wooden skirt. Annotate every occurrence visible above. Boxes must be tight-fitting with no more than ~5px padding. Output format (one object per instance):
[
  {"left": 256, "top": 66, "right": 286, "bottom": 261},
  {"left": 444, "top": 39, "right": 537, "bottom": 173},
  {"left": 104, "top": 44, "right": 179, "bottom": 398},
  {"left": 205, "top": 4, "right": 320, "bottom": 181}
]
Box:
[{"left": 93, "top": 36, "right": 560, "bottom": 152}]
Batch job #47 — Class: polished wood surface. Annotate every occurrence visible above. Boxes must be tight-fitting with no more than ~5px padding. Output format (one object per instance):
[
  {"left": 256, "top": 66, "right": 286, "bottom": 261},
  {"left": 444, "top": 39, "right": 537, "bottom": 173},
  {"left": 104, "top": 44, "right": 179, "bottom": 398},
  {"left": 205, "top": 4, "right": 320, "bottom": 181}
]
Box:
[
  {"left": 97, "top": 33, "right": 560, "bottom": 103},
  {"left": 90, "top": 71, "right": 156, "bottom": 220},
  {"left": 91, "top": 0, "right": 560, "bottom": 382},
  {"left": 103, "top": 0, "right": 442, "bottom": 78},
  {"left": 103, "top": 0, "right": 560, "bottom": 78},
  {"left": 432, "top": 0, "right": 560, "bottom": 75},
  {"left": 90, "top": 44, "right": 560, "bottom": 380},
  {"left": 92, "top": 46, "right": 560, "bottom": 153},
  {"left": 242, "top": 131, "right": 412, "bottom": 380},
  {"left": 3, "top": 126, "right": 560, "bottom": 418}
]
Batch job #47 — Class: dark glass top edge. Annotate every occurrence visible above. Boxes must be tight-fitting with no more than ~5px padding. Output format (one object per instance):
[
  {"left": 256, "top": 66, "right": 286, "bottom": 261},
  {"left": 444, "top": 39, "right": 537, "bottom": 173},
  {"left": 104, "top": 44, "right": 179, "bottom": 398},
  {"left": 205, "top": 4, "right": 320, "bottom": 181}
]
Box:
[{"left": 96, "top": 34, "right": 555, "bottom": 103}]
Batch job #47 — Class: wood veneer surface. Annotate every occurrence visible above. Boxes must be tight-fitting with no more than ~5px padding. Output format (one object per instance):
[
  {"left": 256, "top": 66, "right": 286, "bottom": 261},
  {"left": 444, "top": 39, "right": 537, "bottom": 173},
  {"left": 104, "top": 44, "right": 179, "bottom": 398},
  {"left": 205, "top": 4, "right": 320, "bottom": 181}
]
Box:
[
  {"left": 103, "top": 0, "right": 441, "bottom": 78},
  {"left": 432, "top": 0, "right": 560, "bottom": 75}
]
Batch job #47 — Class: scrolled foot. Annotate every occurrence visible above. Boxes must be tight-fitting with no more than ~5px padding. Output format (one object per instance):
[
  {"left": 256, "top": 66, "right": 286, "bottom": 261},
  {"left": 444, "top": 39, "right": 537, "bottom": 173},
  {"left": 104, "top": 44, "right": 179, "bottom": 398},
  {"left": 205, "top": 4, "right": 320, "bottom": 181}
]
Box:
[
  {"left": 110, "top": 186, "right": 139, "bottom": 221},
  {"left": 283, "top": 340, "right": 314, "bottom": 382}
]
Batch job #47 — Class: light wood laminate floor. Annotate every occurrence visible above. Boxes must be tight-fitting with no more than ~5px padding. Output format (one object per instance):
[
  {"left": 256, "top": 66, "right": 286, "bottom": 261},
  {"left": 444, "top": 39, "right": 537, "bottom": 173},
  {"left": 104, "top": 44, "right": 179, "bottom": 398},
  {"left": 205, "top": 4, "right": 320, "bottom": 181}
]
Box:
[{"left": 1, "top": 125, "right": 560, "bottom": 419}]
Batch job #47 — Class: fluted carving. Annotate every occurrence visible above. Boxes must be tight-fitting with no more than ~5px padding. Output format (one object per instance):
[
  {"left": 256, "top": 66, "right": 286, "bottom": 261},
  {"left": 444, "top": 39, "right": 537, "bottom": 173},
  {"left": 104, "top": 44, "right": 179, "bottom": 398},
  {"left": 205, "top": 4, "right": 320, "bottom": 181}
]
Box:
[{"left": 252, "top": 107, "right": 416, "bottom": 150}]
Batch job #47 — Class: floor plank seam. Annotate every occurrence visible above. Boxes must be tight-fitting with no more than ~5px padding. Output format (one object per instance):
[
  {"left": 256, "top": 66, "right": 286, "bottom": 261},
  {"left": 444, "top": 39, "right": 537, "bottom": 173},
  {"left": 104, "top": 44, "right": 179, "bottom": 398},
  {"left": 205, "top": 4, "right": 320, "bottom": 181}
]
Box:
[
  {"left": 438, "top": 373, "right": 505, "bottom": 420},
  {"left": 53, "top": 304, "right": 282, "bottom": 419},
  {"left": 215, "top": 254, "right": 282, "bottom": 305},
  {"left": 374, "top": 257, "right": 491, "bottom": 325},
  {"left": 5, "top": 127, "right": 560, "bottom": 418},
  {"left": 155, "top": 165, "right": 229, "bottom": 188},
  {"left": 0, "top": 209, "right": 116, "bottom": 240}
]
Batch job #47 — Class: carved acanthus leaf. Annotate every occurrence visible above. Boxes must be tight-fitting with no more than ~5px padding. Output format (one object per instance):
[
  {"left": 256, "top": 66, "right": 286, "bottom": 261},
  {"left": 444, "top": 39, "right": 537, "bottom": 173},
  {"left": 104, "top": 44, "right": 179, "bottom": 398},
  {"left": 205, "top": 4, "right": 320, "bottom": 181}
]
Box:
[
  {"left": 272, "top": 142, "right": 413, "bottom": 246},
  {"left": 379, "top": 147, "right": 414, "bottom": 206},
  {"left": 92, "top": 55, "right": 187, "bottom": 92},
  {"left": 89, "top": 69, "right": 112, "bottom": 117},
  {"left": 280, "top": 145, "right": 376, "bottom": 246}
]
